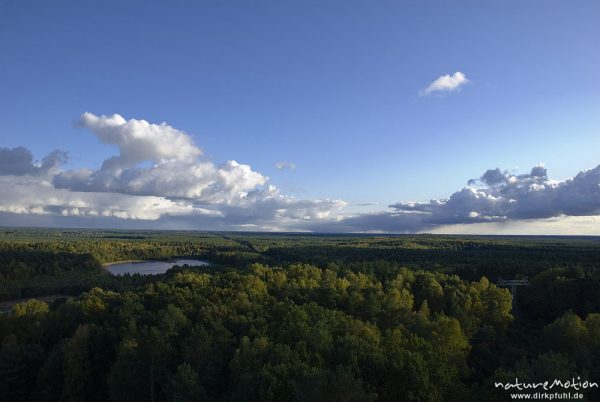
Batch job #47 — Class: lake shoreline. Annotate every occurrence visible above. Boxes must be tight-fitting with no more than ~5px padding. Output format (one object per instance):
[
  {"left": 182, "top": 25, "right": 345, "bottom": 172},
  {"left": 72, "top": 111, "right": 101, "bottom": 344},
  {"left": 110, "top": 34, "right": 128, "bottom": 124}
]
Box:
[
  {"left": 102, "top": 257, "right": 207, "bottom": 267},
  {"left": 105, "top": 258, "right": 210, "bottom": 275},
  {"left": 102, "top": 259, "right": 147, "bottom": 267}
]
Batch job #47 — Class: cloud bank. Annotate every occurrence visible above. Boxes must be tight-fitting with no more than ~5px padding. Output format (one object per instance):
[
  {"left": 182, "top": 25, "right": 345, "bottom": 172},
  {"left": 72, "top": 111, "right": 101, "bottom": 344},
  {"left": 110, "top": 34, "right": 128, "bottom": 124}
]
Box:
[
  {"left": 0, "top": 113, "right": 345, "bottom": 230},
  {"left": 329, "top": 164, "right": 600, "bottom": 233},
  {"left": 420, "top": 72, "right": 469, "bottom": 96},
  {"left": 2, "top": 113, "right": 600, "bottom": 233}
]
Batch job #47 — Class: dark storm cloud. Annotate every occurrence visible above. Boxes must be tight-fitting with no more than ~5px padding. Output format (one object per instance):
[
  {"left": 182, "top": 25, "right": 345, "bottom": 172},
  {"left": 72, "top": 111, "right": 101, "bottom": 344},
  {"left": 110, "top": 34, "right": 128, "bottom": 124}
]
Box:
[{"left": 0, "top": 146, "right": 67, "bottom": 175}]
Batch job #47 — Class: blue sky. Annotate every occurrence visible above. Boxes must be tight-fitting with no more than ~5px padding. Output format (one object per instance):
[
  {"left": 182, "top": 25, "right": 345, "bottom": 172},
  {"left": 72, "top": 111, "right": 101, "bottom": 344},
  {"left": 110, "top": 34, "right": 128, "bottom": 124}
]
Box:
[{"left": 1, "top": 0, "right": 600, "bottom": 232}]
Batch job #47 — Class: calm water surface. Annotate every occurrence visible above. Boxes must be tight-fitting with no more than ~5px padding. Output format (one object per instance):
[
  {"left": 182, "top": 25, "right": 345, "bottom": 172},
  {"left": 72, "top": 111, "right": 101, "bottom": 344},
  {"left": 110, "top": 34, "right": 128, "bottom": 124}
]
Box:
[{"left": 106, "top": 259, "right": 209, "bottom": 275}]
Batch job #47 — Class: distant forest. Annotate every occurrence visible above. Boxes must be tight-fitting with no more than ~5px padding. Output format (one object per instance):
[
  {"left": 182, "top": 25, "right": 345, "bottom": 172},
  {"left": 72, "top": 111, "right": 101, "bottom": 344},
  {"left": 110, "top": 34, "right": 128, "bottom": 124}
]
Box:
[{"left": 1, "top": 229, "right": 600, "bottom": 401}]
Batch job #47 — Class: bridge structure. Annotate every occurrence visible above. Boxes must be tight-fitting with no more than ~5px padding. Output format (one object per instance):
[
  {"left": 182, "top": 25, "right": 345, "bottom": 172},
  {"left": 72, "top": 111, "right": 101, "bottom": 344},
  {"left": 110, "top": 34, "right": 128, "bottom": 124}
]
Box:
[{"left": 497, "top": 277, "right": 529, "bottom": 316}]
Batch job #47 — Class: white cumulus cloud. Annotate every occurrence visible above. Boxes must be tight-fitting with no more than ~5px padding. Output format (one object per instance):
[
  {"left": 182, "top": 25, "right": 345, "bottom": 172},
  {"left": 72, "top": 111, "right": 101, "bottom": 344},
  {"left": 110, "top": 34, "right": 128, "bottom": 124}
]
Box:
[
  {"left": 79, "top": 112, "right": 202, "bottom": 169},
  {"left": 420, "top": 71, "right": 469, "bottom": 96},
  {"left": 56, "top": 113, "right": 267, "bottom": 204}
]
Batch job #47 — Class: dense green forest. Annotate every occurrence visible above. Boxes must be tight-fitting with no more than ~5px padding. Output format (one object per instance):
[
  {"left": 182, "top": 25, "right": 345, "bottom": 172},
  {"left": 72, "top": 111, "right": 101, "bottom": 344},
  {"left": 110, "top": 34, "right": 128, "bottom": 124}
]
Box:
[{"left": 1, "top": 228, "right": 600, "bottom": 401}]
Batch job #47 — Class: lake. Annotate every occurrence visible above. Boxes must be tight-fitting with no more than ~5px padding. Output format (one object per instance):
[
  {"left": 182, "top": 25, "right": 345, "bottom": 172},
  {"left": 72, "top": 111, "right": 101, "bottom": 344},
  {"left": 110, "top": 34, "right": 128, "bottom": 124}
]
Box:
[{"left": 106, "top": 259, "right": 209, "bottom": 275}]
